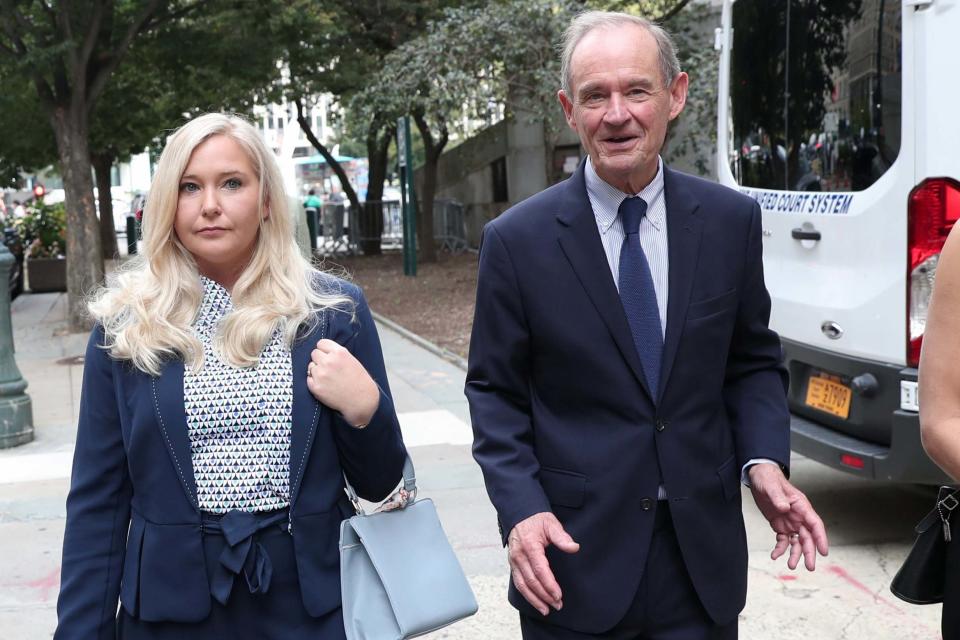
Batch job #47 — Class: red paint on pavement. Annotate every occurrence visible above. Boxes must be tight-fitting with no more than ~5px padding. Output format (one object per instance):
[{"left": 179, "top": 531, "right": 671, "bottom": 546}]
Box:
[
  {"left": 826, "top": 565, "right": 903, "bottom": 613},
  {"left": 18, "top": 566, "right": 61, "bottom": 602},
  {"left": 827, "top": 565, "right": 944, "bottom": 638},
  {"left": 777, "top": 574, "right": 798, "bottom": 581}
]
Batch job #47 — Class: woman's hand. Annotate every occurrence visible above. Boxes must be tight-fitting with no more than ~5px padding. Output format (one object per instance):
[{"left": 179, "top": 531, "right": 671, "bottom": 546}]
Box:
[{"left": 306, "top": 339, "right": 380, "bottom": 428}]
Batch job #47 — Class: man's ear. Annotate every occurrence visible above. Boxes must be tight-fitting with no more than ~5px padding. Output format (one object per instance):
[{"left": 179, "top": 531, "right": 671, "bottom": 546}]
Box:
[
  {"left": 558, "top": 89, "right": 578, "bottom": 131},
  {"left": 668, "top": 72, "right": 689, "bottom": 121}
]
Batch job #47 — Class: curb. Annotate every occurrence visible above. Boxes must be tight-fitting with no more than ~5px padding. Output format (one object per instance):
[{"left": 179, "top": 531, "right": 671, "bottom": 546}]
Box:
[{"left": 370, "top": 311, "right": 468, "bottom": 372}]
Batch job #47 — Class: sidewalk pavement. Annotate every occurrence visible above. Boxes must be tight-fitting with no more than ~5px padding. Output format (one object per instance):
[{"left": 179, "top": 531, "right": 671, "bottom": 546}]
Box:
[
  {"left": 0, "top": 292, "right": 945, "bottom": 639},
  {"left": 0, "top": 292, "right": 518, "bottom": 639}
]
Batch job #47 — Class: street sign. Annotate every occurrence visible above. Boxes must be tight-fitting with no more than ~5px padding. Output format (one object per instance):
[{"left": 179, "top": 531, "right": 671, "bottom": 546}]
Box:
[
  {"left": 397, "top": 117, "right": 407, "bottom": 168},
  {"left": 397, "top": 116, "right": 417, "bottom": 277}
]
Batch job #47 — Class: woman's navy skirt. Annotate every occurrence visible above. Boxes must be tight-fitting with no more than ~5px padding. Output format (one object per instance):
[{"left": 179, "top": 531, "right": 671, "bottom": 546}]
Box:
[{"left": 117, "top": 508, "right": 346, "bottom": 639}]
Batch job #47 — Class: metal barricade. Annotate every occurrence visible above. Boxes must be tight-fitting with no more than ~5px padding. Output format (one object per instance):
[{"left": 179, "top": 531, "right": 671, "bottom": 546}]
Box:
[
  {"left": 314, "top": 198, "right": 467, "bottom": 256},
  {"left": 344, "top": 200, "right": 403, "bottom": 255},
  {"left": 319, "top": 203, "right": 349, "bottom": 255},
  {"left": 432, "top": 198, "right": 468, "bottom": 254}
]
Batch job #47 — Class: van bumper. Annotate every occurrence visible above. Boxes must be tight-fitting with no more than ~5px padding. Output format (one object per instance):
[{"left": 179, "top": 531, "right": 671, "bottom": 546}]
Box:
[
  {"left": 790, "top": 409, "right": 950, "bottom": 485},
  {"left": 782, "top": 338, "right": 950, "bottom": 485}
]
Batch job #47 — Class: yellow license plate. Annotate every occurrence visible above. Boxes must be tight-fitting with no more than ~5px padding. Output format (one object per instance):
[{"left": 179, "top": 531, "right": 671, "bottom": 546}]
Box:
[{"left": 805, "top": 374, "right": 852, "bottom": 419}]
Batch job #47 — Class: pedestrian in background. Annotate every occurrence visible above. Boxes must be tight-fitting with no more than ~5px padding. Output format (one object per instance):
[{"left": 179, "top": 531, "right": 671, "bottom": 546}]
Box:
[
  {"left": 918, "top": 222, "right": 960, "bottom": 639},
  {"left": 466, "top": 11, "right": 828, "bottom": 639},
  {"left": 54, "top": 113, "right": 407, "bottom": 639},
  {"left": 303, "top": 188, "right": 322, "bottom": 249}
]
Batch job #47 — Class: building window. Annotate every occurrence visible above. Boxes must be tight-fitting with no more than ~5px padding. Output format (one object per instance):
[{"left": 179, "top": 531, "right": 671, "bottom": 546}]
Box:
[{"left": 491, "top": 157, "right": 508, "bottom": 203}]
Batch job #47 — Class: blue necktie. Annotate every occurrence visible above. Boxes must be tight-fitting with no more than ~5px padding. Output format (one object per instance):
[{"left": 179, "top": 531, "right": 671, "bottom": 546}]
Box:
[{"left": 618, "top": 197, "right": 663, "bottom": 398}]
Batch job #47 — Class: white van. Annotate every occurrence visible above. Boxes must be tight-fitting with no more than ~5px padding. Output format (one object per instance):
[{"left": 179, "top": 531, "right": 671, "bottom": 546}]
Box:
[{"left": 714, "top": 0, "right": 959, "bottom": 483}]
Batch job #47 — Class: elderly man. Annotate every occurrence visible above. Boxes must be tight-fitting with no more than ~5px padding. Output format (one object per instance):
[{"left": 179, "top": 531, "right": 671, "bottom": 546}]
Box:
[{"left": 465, "top": 11, "right": 829, "bottom": 639}]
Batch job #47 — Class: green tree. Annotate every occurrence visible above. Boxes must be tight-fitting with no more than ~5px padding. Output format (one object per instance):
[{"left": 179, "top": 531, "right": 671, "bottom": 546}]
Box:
[
  {"left": 0, "top": 1, "right": 202, "bottom": 330},
  {"left": 354, "top": 0, "right": 575, "bottom": 263},
  {"left": 87, "top": 2, "right": 281, "bottom": 258},
  {"left": 267, "top": 0, "right": 468, "bottom": 255},
  {"left": 0, "top": 78, "right": 57, "bottom": 188}
]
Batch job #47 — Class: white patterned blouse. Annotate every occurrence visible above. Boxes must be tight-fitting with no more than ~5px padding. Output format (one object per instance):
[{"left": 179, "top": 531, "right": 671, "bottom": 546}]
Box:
[{"left": 185, "top": 276, "right": 293, "bottom": 513}]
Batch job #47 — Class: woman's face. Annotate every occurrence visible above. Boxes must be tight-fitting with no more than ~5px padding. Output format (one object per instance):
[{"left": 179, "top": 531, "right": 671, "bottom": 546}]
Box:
[{"left": 174, "top": 134, "right": 266, "bottom": 284}]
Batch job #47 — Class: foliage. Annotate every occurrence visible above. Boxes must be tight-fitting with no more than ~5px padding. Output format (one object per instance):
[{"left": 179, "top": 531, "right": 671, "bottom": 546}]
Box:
[
  {"left": 657, "top": 1, "right": 720, "bottom": 175},
  {"left": 352, "top": 0, "right": 575, "bottom": 146},
  {"left": 353, "top": 0, "right": 717, "bottom": 172},
  {"left": 90, "top": 0, "right": 282, "bottom": 161},
  {"left": 261, "top": 0, "right": 470, "bottom": 210},
  {"left": 0, "top": 78, "right": 58, "bottom": 187},
  {"left": 13, "top": 201, "right": 67, "bottom": 259}
]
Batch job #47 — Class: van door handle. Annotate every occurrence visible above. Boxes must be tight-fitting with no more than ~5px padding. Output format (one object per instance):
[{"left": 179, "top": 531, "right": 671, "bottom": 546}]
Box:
[{"left": 791, "top": 228, "right": 821, "bottom": 241}]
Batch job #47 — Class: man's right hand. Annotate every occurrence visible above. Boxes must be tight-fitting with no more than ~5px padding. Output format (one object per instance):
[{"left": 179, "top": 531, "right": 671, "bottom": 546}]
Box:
[{"left": 507, "top": 512, "right": 580, "bottom": 616}]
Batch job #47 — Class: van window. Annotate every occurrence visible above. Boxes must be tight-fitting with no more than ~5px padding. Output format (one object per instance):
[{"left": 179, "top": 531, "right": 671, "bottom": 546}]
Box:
[{"left": 729, "top": 0, "right": 901, "bottom": 192}]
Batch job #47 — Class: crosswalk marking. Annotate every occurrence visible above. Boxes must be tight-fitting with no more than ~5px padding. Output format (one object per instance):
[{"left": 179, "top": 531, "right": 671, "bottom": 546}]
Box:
[{"left": 0, "top": 410, "right": 473, "bottom": 485}]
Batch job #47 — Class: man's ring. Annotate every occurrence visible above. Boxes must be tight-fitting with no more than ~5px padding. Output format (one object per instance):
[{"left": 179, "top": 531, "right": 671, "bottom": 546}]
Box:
[{"left": 789, "top": 533, "right": 799, "bottom": 540}]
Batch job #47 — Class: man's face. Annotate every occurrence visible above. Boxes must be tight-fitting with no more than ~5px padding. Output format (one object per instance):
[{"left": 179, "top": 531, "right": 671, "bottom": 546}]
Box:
[{"left": 558, "top": 24, "right": 688, "bottom": 193}]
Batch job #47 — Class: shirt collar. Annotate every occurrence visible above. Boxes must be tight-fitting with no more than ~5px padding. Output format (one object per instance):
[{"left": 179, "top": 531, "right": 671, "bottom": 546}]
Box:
[
  {"left": 585, "top": 155, "right": 666, "bottom": 232},
  {"left": 195, "top": 275, "right": 233, "bottom": 329}
]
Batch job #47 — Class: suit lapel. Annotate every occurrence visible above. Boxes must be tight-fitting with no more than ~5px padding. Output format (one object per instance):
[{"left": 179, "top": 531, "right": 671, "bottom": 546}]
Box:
[
  {"left": 659, "top": 167, "right": 703, "bottom": 400},
  {"left": 288, "top": 316, "right": 325, "bottom": 507},
  {"left": 555, "top": 161, "right": 653, "bottom": 399},
  {"left": 151, "top": 360, "right": 199, "bottom": 510}
]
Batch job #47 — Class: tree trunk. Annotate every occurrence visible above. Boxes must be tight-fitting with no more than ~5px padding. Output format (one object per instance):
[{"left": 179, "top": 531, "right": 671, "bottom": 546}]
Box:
[
  {"left": 359, "top": 121, "right": 395, "bottom": 256},
  {"left": 92, "top": 153, "right": 119, "bottom": 259},
  {"left": 417, "top": 153, "right": 438, "bottom": 264},
  {"left": 412, "top": 113, "right": 447, "bottom": 265},
  {"left": 50, "top": 105, "right": 104, "bottom": 331}
]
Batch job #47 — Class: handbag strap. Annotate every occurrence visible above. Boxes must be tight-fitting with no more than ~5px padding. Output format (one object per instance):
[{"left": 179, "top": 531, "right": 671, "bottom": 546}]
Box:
[
  {"left": 343, "top": 455, "right": 417, "bottom": 516},
  {"left": 915, "top": 486, "right": 960, "bottom": 535}
]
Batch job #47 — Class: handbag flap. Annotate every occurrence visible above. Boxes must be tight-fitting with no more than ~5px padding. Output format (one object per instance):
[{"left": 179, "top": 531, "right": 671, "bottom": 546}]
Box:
[{"left": 346, "top": 498, "right": 478, "bottom": 636}]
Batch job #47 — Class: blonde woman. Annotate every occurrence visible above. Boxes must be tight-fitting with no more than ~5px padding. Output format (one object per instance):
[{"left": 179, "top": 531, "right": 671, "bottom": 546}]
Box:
[{"left": 54, "top": 113, "right": 407, "bottom": 639}]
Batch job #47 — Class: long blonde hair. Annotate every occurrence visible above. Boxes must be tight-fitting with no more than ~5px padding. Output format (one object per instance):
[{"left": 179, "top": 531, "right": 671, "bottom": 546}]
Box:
[{"left": 89, "top": 113, "right": 352, "bottom": 376}]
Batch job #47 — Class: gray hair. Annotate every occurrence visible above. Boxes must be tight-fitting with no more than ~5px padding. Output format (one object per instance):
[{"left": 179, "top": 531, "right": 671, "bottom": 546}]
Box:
[{"left": 560, "top": 11, "right": 681, "bottom": 98}]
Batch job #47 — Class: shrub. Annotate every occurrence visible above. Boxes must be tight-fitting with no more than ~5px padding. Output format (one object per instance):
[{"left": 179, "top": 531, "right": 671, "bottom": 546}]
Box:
[{"left": 13, "top": 201, "right": 66, "bottom": 259}]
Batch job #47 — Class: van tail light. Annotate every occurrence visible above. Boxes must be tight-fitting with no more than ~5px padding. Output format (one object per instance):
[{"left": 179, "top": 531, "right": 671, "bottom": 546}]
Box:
[{"left": 907, "top": 178, "right": 960, "bottom": 367}]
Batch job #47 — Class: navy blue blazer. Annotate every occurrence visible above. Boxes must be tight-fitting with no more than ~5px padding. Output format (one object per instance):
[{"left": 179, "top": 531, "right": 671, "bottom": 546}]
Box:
[
  {"left": 466, "top": 162, "right": 790, "bottom": 632},
  {"left": 55, "top": 281, "right": 406, "bottom": 639}
]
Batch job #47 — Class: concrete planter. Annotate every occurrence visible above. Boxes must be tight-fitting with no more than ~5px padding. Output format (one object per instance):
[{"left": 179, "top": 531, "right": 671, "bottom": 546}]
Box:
[{"left": 27, "top": 257, "right": 67, "bottom": 293}]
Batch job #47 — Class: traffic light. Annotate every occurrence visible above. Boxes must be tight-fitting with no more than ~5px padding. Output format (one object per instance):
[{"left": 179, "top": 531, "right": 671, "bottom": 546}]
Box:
[{"left": 32, "top": 184, "right": 45, "bottom": 200}]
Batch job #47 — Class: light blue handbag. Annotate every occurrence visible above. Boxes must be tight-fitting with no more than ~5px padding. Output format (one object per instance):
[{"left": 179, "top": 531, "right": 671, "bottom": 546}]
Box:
[{"left": 339, "top": 456, "right": 478, "bottom": 639}]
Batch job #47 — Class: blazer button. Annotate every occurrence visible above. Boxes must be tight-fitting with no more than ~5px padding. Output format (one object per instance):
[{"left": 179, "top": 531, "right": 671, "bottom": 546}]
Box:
[
  {"left": 655, "top": 418, "right": 668, "bottom": 432},
  {"left": 640, "top": 498, "right": 653, "bottom": 511}
]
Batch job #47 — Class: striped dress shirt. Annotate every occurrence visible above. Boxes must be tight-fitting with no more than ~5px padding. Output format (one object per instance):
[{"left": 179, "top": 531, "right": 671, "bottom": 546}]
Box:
[{"left": 585, "top": 155, "right": 668, "bottom": 339}]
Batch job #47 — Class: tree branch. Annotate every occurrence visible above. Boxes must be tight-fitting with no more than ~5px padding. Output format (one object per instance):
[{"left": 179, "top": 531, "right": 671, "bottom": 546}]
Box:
[
  {"left": 655, "top": 0, "right": 695, "bottom": 23},
  {"left": 1, "top": 0, "right": 34, "bottom": 35},
  {"left": 76, "top": 0, "right": 105, "bottom": 75},
  {"left": 56, "top": 0, "right": 74, "bottom": 49},
  {"left": 295, "top": 96, "right": 361, "bottom": 211},
  {"left": 40, "top": 0, "right": 57, "bottom": 24},
  {"left": 412, "top": 109, "right": 434, "bottom": 153},
  {"left": 140, "top": 0, "right": 211, "bottom": 33},
  {"left": 0, "top": 0, "right": 30, "bottom": 56},
  {"left": 85, "top": 0, "right": 167, "bottom": 115}
]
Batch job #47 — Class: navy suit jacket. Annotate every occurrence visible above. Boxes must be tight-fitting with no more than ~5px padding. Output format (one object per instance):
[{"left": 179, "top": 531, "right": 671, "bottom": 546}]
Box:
[
  {"left": 466, "top": 162, "right": 790, "bottom": 632},
  {"left": 55, "top": 281, "right": 406, "bottom": 639}
]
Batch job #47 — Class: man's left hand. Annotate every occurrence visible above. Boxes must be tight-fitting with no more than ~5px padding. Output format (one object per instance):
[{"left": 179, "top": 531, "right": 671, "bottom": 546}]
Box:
[{"left": 748, "top": 464, "right": 829, "bottom": 571}]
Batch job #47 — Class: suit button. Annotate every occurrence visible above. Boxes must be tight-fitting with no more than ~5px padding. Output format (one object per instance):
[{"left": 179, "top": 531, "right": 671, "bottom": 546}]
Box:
[
  {"left": 640, "top": 498, "right": 653, "bottom": 511},
  {"left": 655, "top": 418, "right": 668, "bottom": 432}
]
